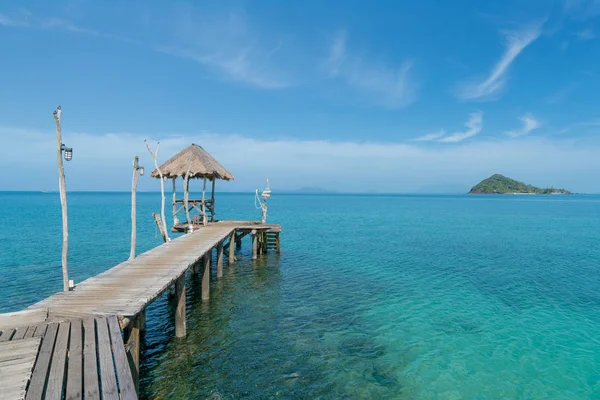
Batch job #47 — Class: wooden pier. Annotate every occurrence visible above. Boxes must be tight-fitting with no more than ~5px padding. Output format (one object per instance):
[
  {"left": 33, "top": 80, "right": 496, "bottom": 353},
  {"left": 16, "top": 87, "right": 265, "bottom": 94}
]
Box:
[{"left": 0, "top": 221, "right": 281, "bottom": 399}]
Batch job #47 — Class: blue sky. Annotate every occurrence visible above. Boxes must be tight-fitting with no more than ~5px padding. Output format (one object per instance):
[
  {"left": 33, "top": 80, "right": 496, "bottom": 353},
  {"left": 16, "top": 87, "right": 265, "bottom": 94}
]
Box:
[{"left": 1, "top": 0, "right": 600, "bottom": 192}]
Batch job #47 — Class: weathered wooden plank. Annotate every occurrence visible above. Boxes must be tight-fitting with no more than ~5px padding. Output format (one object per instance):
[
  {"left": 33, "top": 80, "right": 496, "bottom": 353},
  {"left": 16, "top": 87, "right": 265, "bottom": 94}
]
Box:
[
  {"left": 96, "top": 317, "right": 119, "bottom": 400},
  {"left": 0, "top": 328, "right": 15, "bottom": 342},
  {"left": 11, "top": 326, "right": 28, "bottom": 341},
  {"left": 26, "top": 322, "right": 59, "bottom": 400},
  {"left": 33, "top": 324, "right": 47, "bottom": 338},
  {"left": 65, "top": 320, "right": 83, "bottom": 400},
  {"left": 45, "top": 321, "right": 70, "bottom": 400},
  {"left": 23, "top": 326, "right": 37, "bottom": 339},
  {"left": 107, "top": 316, "right": 137, "bottom": 400},
  {"left": 82, "top": 318, "right": 100, "bottom": 400},
  {"left": 0, "top": 338, "right": 41, "bottom": 400}
]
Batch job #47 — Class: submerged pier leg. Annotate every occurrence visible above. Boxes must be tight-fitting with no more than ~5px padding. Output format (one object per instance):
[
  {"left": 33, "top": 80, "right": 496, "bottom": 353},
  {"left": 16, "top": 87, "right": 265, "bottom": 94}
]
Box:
[
  {"left": 175, "top": 274, "right": 186, "bottom": 338},
  {"left": 276, "top": 232, "right": 281, "bottom": 254},
  {"left": 139, "top": 309, "right": 146, "bottom": 333},
  {"left": 217, "top": 241, "right": 224, "bottom": 278},
  {"left": 252, "top": 229, "right": 258, "bottom": 260},
  {"left": 229, "top": 231, "right": 236, "bottom": 264},
  {"left": 126, "top": 313, "right": 142, "bottom": 392},
  {"left": 202, "top": 252, "right": 211, "bottom": 301}
]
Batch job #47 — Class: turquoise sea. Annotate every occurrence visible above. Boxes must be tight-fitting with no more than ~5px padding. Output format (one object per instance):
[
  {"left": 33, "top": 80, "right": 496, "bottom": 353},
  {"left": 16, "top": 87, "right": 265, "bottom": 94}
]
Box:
[{"left": 1, "top": 192, "right": 600, "bottom": 399}]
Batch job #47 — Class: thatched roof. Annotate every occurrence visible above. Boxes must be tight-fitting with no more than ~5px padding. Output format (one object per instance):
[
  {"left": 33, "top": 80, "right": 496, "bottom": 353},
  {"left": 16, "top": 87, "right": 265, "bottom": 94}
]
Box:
[{"left": 151, "top": 144, "right": 235, "bottom": 180}]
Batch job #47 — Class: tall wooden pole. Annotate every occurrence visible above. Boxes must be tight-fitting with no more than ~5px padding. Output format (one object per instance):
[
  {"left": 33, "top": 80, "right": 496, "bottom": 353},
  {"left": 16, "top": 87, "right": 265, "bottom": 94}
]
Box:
[
  {"left": 129, "top": 156, "right": 140, "bottom": 260},
  {"left": 54, "top": 106, "right": 69, "bottom": 292},
  {"left": 145, "top": 140, "right": 170, "bottom": 242}
]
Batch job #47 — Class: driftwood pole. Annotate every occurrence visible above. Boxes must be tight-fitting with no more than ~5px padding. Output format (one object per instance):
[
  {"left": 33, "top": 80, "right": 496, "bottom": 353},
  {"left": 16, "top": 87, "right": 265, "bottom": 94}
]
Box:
[
  {"left": 184, "top": 163, "right": 192, "bottom": 227},
  {"left": 54, "top": 105, "right": 70, "bottom": 292},
  {"left": 129, "top": 156, "right": 142, "bottom": 260},
  {"left": 145, "top": 140, "right": 170, "bottom": 242}
]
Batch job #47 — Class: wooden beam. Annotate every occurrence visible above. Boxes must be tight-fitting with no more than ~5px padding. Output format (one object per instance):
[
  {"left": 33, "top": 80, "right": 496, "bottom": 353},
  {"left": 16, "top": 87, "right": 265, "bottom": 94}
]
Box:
[
  {"left": 229, "top": 230, "right": 235, "bottom": 264},
  {"left": 174, "top": 274, "right": 186, "bottom": 338},
  {"left": 217, "top": 241, "right": 224, "bottom": 278},
  {"left": 202, "top": 253, "right": 210, "bottom": 301}
]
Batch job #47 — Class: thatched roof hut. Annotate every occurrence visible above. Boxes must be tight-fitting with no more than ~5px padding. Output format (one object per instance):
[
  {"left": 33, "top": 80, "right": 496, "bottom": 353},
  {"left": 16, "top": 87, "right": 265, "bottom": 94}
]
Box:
[
  {"left": 150, "top": 143, "right": 234, "bottom": 181},
  {"left": 150, "top": 144, "right": 234, "bottom": 229}
]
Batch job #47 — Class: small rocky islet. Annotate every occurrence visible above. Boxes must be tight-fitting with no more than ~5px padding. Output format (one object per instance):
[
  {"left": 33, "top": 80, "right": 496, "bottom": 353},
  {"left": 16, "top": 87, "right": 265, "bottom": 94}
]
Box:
[{"left": 469, "top": 174, "right": 572, "bottom": 194}]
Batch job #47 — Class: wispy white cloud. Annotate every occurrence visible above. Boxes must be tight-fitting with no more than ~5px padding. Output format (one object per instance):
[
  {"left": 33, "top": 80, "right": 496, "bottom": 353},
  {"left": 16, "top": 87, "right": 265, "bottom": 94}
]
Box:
[
  {"left": 545, "top": 83, "right": 577, "bottom": 104},
  {"left": 457, "top": 21, "right": 544, "bottom": 100},
  {"left": 438, "top": 112, "right": 484, "bottom": 143},
  {"left": 0, "top": 8, "right": 140, "bottom": 43},
  {"left": 1, "top": 126, "right": 599, "bottom": 193},
  {"left": 324, "top": 30, "right": 416, "bottom": 108},
  {"left": 506, "top": 113, "right": 541, "bottom": 137},
  {"left": 412, "top": 130, "right": 447, "bottom": 142},
  {"left": 157, "top": 11, "right": 289, "bottom": 89},
  {"left": 576, "top": 28, "right": 595, "bottom": 39}
]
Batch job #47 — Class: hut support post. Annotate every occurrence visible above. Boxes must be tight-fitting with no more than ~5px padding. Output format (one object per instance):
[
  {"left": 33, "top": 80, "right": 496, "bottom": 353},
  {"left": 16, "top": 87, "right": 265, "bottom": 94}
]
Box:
[
  {"left": 129, "top": 156, "right": 140, "bottom": 260},
  {"left": 217, "top": 241, "right": 224, "bottom": 278},
  {"left": 252, "top": 230, "right": 258, "bottom": 260},
  {"left": 202, "top": 252, "right": 211, "bottom": 301},
  {"left": 54, "top": 106, "right": 70, "bottom": 292},
  {"left": 172, "top": 178, "right": 178, "bottom": 226},
  {"left": 174, "top": 274, "right": 186, "bottom": 338},
  {"left": 202, "top": 177, "right": 207, "bottom": 226},
  {"left": 229, "top": 231, "right": 236, "bottom": 264},
  {"left": 211, "top": 178, "right": 216, "bottom": 222},
  {"left": 184, "top": 163, "right": 192, "bottom": 228}
]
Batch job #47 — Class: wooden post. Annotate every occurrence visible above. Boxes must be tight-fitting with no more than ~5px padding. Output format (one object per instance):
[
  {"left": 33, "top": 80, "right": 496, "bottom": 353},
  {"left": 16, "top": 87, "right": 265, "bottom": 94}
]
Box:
[
  {"left": 229, "top": 231, "right": 236, "bottom": 264},
  {"left": 217, "top": 241, "right": 224, "bottom": 278},
  {"left": 252, "top": 230, "right": 258, "bottom": 260},
  {"left": 138, "top": 309, "right": 146, "bottom": 333},
  {"left": 145, "top": 140, "right": 170, "bottom": 241},
  {"left": 53, "top": 106, "right": 70, "bottom": 292},
  {"left": 130, "top": 156, "right": 141, "bottom": 260},
  {"left": 126, "top": 314, "right": 141, "bottom": 392},
  {"left": 174, "top": 274, "right": 186, "bottom": 338},
  {"left": 211, "top": 178, "right": 216, "bottom": 222},
  {"left": 202, "top": 177, "right": 207, "bottom": 226},
  {"left": 202, "top": 253, "right": 211, "bottom": 301},
  {"left": 184, "top": 163, "right": 192, "bottom": 228},
  {"left": 276, "top": 232, "right": 281, "bottom": 254},
  {"left": 152, "top": 213, "right": 168, "bottom": 243},
  {"left": 172, "top": 178, "right": 178, "bottom": 226}
]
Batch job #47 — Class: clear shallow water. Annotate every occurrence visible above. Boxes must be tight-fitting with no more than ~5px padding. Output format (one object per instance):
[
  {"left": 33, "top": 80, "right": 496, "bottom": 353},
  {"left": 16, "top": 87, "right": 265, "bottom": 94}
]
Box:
[{"left": 1, "top": 192, "right": 600, "bottom": 399}]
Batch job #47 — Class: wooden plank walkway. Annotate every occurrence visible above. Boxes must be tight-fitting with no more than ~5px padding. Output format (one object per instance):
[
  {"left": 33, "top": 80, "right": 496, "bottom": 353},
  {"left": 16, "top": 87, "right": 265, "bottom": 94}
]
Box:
[
  {"left": 30, "top": 223, "right": 227, "bottom": 318},
  {"left": 0, "top": 220, "right": 281, "bottom": 399},
  {"left": 0, "top": 316, "right": 136, "bottom": 400}
]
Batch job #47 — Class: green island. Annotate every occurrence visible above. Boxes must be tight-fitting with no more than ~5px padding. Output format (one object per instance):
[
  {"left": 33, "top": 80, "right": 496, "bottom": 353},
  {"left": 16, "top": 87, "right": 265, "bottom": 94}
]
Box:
[{"left": 469, "top": 174, "right": 572, "bottom": 194}]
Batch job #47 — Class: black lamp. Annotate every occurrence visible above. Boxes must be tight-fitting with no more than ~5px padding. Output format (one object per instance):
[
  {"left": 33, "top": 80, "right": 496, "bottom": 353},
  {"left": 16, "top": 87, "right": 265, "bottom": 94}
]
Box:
[{"left": 61, "top": 143, "right": 73, "bottom": 161}]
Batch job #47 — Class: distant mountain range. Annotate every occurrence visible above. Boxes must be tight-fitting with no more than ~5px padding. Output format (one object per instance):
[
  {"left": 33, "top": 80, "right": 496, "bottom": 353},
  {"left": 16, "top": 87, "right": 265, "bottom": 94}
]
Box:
[{"left": 469, "top": 174, "right": 572, "bottom": 194}]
